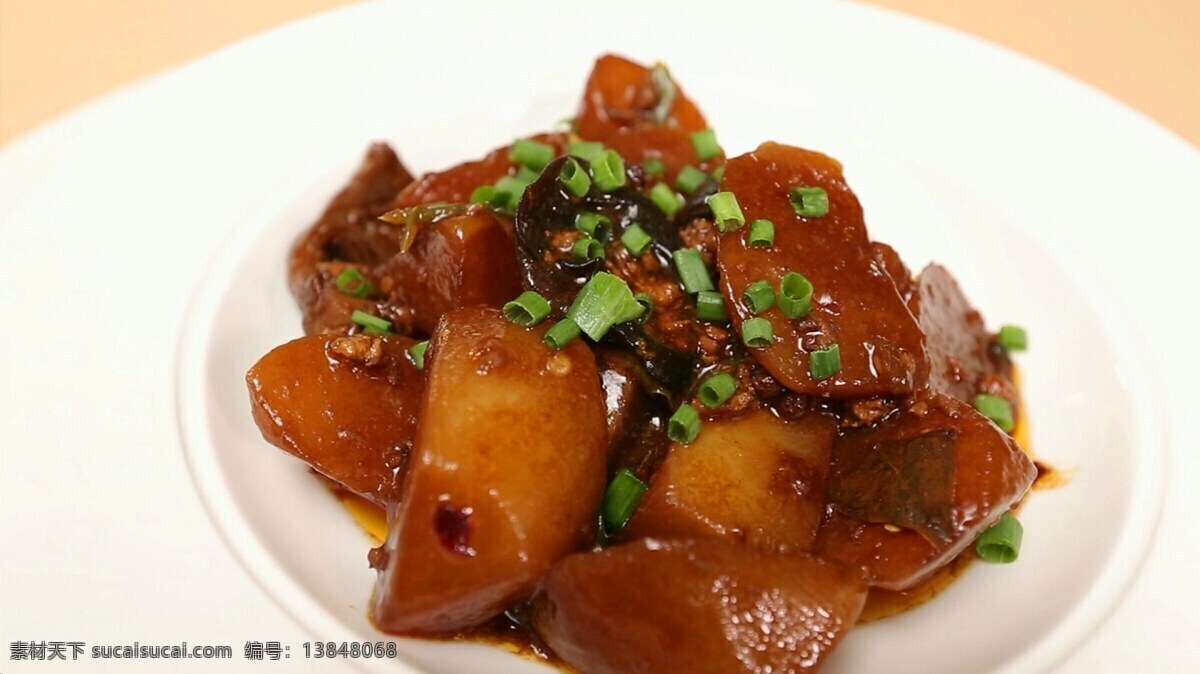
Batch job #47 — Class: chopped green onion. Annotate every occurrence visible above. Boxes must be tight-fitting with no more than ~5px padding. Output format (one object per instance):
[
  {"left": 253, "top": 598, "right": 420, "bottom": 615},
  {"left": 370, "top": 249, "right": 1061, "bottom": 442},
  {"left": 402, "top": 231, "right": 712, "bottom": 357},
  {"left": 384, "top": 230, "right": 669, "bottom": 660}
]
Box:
[
  {"left": 575, "top": 211, "right": 612, "bottom": 241},
  {"left": 629, "top": 293, "right": 653, "bottom": 323},
  {"left": 973, "top": 394, "right": 1015, "bottom": 432},
  {"left": 495, "top": 174, "right": 534, "bottom": 214},
  {"left": 789, "top": 186, "right": 830, "bottom": 217},
  {"left": 706, "top": 191, "right": 745, "bottom": 232},
  {"left": 778, "top": 272, "right": 814, "bottom": 318},
  {"left": 516, "top": 165, "right": 540, "bottom": 184},
  {"left": 675, "top": 165, "right": 708, "bottom": 194},
  {"left": 335, "top": 268, "right": 373, "bottom": 298},
  {"left": 668, "top": 403, "right": 702, "bottom": 444},
  {"left": 698, "top": 372, "right": 737, "bottom": 408},
  {"left": 616, "top": 293, "right": 650, "bottom": 324},
  {"left": 510, "top": 138, "right": 555, "bottom": 170},
  {"left": 743, "top": 280, "right": 775, "bottom": 314},
  {"left": 591, "top": 149, "right": 627, "bottom": 192},
  {"left": 695, "top": 290, "right": 729, "bottom": 322},
  {"left": 747, "top": 219, "right": 775, "bottom": 248},
  {"left": 741, "top": 317, "right": 774, "bottom": 348},
  {"left": 469, "top": 185, "right": 508, "bottom": 210},
  {"left": 351, "top": 310, "right": 392, "bottom": 335},
  {"left": 975, "top": 513, "right": 1023, "bottom": 563},
  {"left": 502, "top": 291, "right": 552, "bottom": 327},
  {"left": 642, "top": 159, "right": 666, "bottom": 178},
  {"left": 649, "top": 182, "right": 682, "bottom": 217},
  {"left": 690, "top": 129, "right": 721, "bottom": 162},
  {"left": 573, "top": 237, "right": 605, "bottom": 260},
  {"left": 649, "top": 63, "right": 677, "bottom": 124},
  {"left": 559, "top": 157, "right": 592, "bottom": 197},
  {"left": 809, "top": 344, "right": 841, "bottom": 380},
  {"left": 567, "top": 272, "right": 637, "bottom": 340},
  {"left": 711, "top": 165, "right": 725, "bottom": 182},
  {"left": 567, "top": 140, "right": 605, "bottom": 164},
  {"left": 601, "top": 469, "right": 648, "bottom": 531},
  {"left": 672, "top": 248, "right": 714, "bottom": 293},
  {"left": 999, "top": 325, "right": 1027, "bottom": 352},
  {"left": 408, "top": 340, "right": 429, "bottom": 369},
  {"left": 620, "top": 223, "right": 652, "bottom": 256},
  {"left": 544, "top": 318, "right": 581, "bottom": 349}
]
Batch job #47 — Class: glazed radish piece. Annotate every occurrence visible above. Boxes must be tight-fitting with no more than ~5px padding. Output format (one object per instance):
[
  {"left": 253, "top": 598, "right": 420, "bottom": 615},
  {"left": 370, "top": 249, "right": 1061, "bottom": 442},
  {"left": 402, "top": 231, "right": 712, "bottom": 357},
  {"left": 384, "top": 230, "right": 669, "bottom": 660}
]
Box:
[
  {"left": 371, "top": 307, "right": 608, "bottom": 634},
  {"left": 245, "top": 333, "right": 422, "bottom": 506},
  {"left": 717, "top": 142, "right": 927, "bottom": 397},
  {"left": 532, "top": 538, "right": 868, "bottom": 674},
  {"left": 622, "top": 410, "right": 835, "bottom": 552},
  {"left": 375, "top": 210, "right": 524, "bottom": 334},
  {"left": 909, "top": 264, "right": 1014, "bottom": 405},
  {"left": 576, "top": 54, "right": 708, "bottom": 139},
  {"left": 816, "top": 394, "right": 1037, "bottom": 590}
]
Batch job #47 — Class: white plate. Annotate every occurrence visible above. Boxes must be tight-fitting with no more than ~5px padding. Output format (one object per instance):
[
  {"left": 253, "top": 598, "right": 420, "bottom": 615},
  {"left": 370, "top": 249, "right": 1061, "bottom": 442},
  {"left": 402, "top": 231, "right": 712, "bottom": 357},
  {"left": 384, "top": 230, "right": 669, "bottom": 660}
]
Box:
[{"left": 4, "top": 1, "right": 1198, "bottom": 673}]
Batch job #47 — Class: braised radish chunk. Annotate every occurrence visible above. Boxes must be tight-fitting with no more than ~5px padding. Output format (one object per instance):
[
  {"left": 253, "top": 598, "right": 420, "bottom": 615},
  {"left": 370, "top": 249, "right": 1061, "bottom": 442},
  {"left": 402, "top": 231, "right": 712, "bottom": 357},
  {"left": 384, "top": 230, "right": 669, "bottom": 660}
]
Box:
[
  {"left": 374, "top": 209, "right": 523, "bottom": 334},
  {"left": 623, "top": 410, "right": 835, "bottom": 552},
  {"left": 532, "top": 539, "right": 867, "bottom": 674},
  {"left": 576, "top": 54, "right": 708, "bottom": 139},
  {"left": 717, "top": 142, "right": 927, "bottom": 397},
  {"left": 816, "top": 394, "right": 1037, "bottom": 590},
  {"left": 245, "top": 333, "right": 421, "bottom": 506},
  {"left": 371, "top": 307, "right": 607, "bottom": 634},
  {"left": 909, "top": 263, "right": 1014, "bottom": 404}
]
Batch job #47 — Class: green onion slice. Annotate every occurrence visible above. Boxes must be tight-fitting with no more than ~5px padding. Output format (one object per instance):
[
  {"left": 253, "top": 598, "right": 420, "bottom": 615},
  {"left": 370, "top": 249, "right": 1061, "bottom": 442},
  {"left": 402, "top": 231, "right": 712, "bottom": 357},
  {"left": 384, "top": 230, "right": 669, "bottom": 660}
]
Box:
[
  {"left": 510, "top": 138, "right": 555, "bottom": 170},
  {"left": 809, "top": 344, "right": 841, "bottom": 380},
  {"left": 502, "top": 291, "right": 552, "bottom": 327},
  {"left": 698, "top": 372, "right": 737, "bottom": 408},
  {"left": 408, "top": 340, "right": 429, "bottom": 369},
  {"left": 743, "top": 280, "right": 775, "bottom": 314},
  {"left": 544, "top": 318, "right": 581, "bottom": 350},
  {"left": 672, "top": 248, "right": 714, "bottom": 293},
  {"left": 351, "top": 310, "right": 392, "bottom": 335},
  {"left": 575, "top": 211, "right": 612, "bottom": 241},
  {"left": 975, "top": 513, "right": 1023, "bottom": 563},
  {"left": 789, "top": 186, "right": 830, "bottom": 217},
  {"left": 601, "top": 469, "right": 648, "bottom": 532},
  {"left": 591, "top": 149, "right": 627, "bottom": 192},
  {"left": 573, "top": 237, "right": 605, "bottom": 260},
  {"left": 690, "top": 129, "right": 721, "bottom": 162},
  {"left": 998, "top": 325, "right": 1027, "bottom": 352},
  {"left": 778, "top": 272, "right": 814, "bottom": 319},
  {"left": 567, "top": 140, "right": 605, "bottom": 164},
  {"left": 695, "top": 290, "right": 729, "bottom": 322},
  {"left": 567, "top": 272, "right": 638, "bottom": 341},
  {"left": 335, "top": 268, "right": 373, "bottom": 298},
  {"left": 706, "top": 191, "right": 745, "bottom": 232},
  {"left": 712, "top": 165, "right": 725, "bottom": 182},
  {"left": 620, "top": 223, "right": 652, "bottom": 256},
  {"left": 642, "top": 158, "right": 666, "bottom": 178},
  {"left": 973, "top": 393, "right": 1015, "bottom": 432},
  {"left": 675, "top": 165, "right": 708, "bottom": 194},
  {"left": 649, "top": 182, "right": 682, "bottom": 217},
  {"left": 559, "top": 157, "right": 592, "bottom": 197},
  {"left": 741, "top": 317, "right": 774, "bottom": 348},
  {"left": 668, "top": 403, "right": 702, "bottom": 444},
  {"left": 747, "top": 219, "right": 775, "bottom": 248},
  {"left": 469, "top": 185, "right": 507, "bottom": 210}
]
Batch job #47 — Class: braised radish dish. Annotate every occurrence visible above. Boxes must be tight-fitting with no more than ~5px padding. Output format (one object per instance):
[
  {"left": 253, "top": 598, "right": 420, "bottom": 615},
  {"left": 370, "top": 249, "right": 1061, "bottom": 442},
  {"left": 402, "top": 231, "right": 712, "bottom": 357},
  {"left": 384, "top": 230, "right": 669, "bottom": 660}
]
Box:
[{"left": 246, "top": 54, "right": 1037, "bottom": 672}]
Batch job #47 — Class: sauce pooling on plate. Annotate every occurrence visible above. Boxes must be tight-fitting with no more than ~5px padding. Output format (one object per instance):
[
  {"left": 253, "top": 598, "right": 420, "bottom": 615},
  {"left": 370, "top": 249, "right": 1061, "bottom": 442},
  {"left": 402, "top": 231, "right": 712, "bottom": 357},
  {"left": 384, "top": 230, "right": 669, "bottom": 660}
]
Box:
[{"left": 246, "top": 54, "right": 1042, "bottom": 672}]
